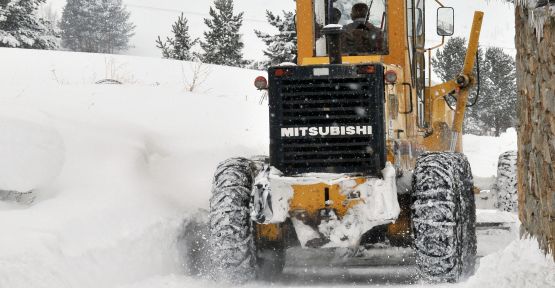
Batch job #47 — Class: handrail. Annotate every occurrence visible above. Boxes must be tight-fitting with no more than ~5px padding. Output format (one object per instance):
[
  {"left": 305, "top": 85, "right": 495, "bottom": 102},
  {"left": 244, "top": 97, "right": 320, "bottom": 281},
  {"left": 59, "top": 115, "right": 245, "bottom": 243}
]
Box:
[{"left": 400, "top": 82, "right": 414, "bottom": 114}]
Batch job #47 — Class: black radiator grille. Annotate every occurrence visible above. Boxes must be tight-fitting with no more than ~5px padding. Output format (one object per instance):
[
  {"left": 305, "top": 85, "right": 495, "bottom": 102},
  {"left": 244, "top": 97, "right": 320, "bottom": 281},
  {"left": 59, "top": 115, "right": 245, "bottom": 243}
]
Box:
[
  {"left": 282, "top": 136, "right": 377, "bottom": 167},
  {"left": 268, "top": 65, "right": 386, "bottom": 175},
  {"left": 281, "top": 78, "right": 372, "bottom": 126}
]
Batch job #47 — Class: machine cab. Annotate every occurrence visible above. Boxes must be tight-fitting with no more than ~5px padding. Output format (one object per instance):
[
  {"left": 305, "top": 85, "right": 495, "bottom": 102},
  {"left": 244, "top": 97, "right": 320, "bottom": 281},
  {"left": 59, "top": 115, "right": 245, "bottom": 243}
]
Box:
[
  {"left": 294, "top": 0, "right": 459, "bottom": 149},
  {"left": 296, "top": 0, "right": 426, "bottom": 69}
]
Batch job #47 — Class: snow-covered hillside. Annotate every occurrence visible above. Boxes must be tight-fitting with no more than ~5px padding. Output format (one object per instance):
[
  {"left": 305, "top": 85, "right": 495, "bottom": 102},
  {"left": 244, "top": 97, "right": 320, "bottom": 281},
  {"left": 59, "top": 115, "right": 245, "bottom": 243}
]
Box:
[
  {"left": 0, "top": 48, "right": 267, "bottom": 287},
  {"left": 0, "top": 49, "right": 552, "bottom": 288}
]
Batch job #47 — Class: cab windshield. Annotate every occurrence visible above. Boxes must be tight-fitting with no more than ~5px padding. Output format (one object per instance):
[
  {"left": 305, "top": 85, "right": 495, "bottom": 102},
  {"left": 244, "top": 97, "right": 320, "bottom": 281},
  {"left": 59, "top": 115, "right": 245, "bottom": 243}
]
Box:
[{"left": 314, "top": 0, "right": 389, "bottom": 57}]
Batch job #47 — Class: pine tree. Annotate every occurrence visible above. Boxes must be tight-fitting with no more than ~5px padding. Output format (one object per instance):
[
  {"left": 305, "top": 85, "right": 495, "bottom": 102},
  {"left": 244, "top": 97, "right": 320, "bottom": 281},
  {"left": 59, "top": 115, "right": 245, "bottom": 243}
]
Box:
[
  {"left": 60, "top": 0, "right": 135, "bottom": 53},
  {"left": 199, "top": 0, "right": 245, "bottom": 67},
  {"left": 479, "top": 47, "right": 517, "bottom": 136},
  {"left": 0, "top": 0, "right": 59, "bottom": 49},
  {"left": 156, "top": 13, "right": 198, "bottom": 61},
  {"left": 156, "top": 38, "right": 173, "bottom": 59},
  {"left": 39, "top": 2, "right": 60, "bottom": 32},
  {"left": 100, "top": 0, "right": 135, "bottom": 54},
  {"left": 432, "top": 37, "right": 468, "bottom": 83},
  {"left": 433, "top": 37, "right": 517, "bottom": 136},
  {"left": 255, "top": 10, "right": 297, "bottom": 67}
]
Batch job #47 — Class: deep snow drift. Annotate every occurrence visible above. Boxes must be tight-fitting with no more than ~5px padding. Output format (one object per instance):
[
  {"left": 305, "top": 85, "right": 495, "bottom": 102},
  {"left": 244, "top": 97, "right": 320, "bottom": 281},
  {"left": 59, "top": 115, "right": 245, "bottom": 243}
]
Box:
[
  {"left": 0, "top": 106, "right": 64, "bottom": 194},
  {"left": 0, "top": 48, "right": 552, "bottom": 288},
  {"left": 0, "top": 48, "right": 267, "bottom": 287}
]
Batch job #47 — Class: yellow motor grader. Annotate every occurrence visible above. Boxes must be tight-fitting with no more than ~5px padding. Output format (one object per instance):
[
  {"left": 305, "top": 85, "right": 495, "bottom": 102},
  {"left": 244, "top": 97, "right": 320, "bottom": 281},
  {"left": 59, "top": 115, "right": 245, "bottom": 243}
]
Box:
[{"left": 208, "top": 0, "right": 484, "bottom": 283}]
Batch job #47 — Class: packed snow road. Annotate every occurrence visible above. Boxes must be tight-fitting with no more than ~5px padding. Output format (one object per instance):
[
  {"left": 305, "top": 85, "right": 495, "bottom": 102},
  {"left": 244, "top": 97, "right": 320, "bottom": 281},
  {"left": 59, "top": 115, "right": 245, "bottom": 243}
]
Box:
[
  {"left": 120, "top": 213, "right": 547, "bottom": 288},
  {"left": 0, "top": 49, "right": 553, "bottom": 288},
  {"left": 119, "top": 236, "right": 554, "bottom": 288}
]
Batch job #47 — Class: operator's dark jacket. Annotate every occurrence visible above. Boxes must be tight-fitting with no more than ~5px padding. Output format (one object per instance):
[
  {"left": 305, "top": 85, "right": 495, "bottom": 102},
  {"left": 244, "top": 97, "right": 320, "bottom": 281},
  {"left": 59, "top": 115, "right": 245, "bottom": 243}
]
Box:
[{"left": 341, "top": 18, "right": 384, "bottom": 54}]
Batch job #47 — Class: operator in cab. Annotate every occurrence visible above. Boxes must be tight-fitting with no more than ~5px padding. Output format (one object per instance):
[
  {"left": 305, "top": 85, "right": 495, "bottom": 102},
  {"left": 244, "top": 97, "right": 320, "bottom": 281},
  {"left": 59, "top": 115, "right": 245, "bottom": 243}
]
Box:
[{"left": 341, "top": 3, "right": 384, "bottom": 54}]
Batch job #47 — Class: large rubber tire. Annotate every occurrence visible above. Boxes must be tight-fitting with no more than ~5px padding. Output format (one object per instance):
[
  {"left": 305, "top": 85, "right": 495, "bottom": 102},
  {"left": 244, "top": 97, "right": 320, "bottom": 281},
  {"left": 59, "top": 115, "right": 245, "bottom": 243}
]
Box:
[
  {"left": 494, "top": 151, "right": 518, "bottom": 212},
  {"left": 208, "top": 157, "right": 285, "bottom": 283},
  {"left": 412, "top": 152, "right": 477, "bottom": 283},
  {"left": 209, "top": 158, "right": 260, "bottom": 282}
]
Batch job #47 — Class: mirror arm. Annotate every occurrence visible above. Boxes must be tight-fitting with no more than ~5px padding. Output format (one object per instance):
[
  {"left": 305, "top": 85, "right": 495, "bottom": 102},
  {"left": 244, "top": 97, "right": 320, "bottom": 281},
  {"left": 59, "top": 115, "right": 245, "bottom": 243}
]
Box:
[
  {"left": 425, "top": 36, "right": 445, "bottom": 52},
  {"left": 424, "top": 36, "right": 445, "bottom": 88},
  {"left": 428, "top": 49, "right": 432, "bottom": 88},
  {"left": 434, "top": 0, "right": 445, "bottom": 8},
  {"left": 418, "top": 35, "right": 445, "bottom": 54}
]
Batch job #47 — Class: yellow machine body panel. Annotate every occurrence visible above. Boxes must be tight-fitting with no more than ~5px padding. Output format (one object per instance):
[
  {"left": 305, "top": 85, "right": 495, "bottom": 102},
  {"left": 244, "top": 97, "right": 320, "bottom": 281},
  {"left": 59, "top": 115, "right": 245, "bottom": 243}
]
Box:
[{"left": 289, "top": 180, "right": 365, "bottom": 218}]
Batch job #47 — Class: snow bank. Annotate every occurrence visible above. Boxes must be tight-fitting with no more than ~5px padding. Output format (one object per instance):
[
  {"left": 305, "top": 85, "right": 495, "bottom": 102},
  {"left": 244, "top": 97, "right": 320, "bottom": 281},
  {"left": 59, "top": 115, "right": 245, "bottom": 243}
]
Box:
[
  {"left": 0, "top": 48, "right": 268, "bottom": 207},
  {"left": 0, "top": 105, "right": 64, "bottom": 193},
  {"left": 0, "top": 47, "right": 265, "bottom": 98},
  {"left": 0, "top": 48, "right": 267, "bottom": 287},
  {"left": 463, "top": 128, "right": 518, "bottom": 178},
  {"left": 466, "top": 238, "right": 555, "bottom": 288}
]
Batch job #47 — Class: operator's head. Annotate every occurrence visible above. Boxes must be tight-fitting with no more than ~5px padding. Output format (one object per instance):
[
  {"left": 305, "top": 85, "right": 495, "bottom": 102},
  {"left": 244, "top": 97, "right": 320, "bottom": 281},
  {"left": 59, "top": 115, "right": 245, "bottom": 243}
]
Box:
[
  {"left": 331, "top": 8, "right": 342, "bottom": 24},
  {"left": 351, "top": 3, "right": 369, "bottom": 20}
]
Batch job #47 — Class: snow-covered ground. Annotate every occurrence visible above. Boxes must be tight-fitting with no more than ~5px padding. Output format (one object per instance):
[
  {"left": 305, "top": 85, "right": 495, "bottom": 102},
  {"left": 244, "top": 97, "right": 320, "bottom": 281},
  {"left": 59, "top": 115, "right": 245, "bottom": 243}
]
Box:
[
  {"left": 0, "top": 47, "right": 267, "bottom": 287},
  {"left": 0, "top": 49, "right": 553, "bottom": 288},
  {"left": 464, "top": 129, "right": 518, "bottom": 179},
  {"left": 465, "top": 128, "right": 518, "bottom": 200}
]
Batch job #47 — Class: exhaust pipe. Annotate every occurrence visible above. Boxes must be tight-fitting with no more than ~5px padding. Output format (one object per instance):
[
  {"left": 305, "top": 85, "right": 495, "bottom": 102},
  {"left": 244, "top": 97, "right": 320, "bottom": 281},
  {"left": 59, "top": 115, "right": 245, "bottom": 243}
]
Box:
[{"left": 322, "top": 25, "right": 343, "bottom": 65}]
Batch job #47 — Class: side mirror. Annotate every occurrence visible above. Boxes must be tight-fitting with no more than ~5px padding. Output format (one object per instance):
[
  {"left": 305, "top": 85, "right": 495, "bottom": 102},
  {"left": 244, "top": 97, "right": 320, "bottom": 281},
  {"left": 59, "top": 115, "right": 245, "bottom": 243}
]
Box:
[{"left": 437, "top": 7, "right": 454, "bottom": 36}]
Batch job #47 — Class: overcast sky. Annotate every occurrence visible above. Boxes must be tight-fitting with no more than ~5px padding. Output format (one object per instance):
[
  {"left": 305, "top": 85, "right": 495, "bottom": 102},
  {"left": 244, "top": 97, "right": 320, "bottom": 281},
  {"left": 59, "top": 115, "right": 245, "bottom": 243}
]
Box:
[{"left": 46, "top": 0, "right": 516, "bottom": 60}]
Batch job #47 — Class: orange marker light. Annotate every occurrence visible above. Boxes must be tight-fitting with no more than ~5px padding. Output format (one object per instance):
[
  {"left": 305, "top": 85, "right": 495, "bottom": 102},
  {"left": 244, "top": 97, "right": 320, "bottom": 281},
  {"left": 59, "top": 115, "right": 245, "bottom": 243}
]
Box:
[
  {"left": 357, "top": 65, "right": 376, "bottom": 74},
  {"left": 254, "top": 76, "right": 268, "bottom": 90}
]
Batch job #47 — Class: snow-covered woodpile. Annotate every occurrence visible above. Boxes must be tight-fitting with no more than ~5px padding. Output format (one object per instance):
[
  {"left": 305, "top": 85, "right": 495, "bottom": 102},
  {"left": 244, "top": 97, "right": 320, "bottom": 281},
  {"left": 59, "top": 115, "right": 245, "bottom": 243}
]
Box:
[{"left": 514, "top": 1, "right": 555, "bottom": 259}]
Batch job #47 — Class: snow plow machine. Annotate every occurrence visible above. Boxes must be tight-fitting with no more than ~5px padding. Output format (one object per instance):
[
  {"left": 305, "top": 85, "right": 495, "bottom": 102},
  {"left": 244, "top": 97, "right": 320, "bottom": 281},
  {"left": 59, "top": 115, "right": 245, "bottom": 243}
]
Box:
[{"left": 208, "top": 0, "right": 485, "bottom": 283}]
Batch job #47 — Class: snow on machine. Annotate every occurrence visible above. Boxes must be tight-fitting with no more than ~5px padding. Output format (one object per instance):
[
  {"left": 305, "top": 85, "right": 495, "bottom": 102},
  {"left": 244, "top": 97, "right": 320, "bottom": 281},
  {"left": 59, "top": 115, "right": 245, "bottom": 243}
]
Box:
[{"left": 207, "top": 0, "right": 486, "bottom": 283}]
